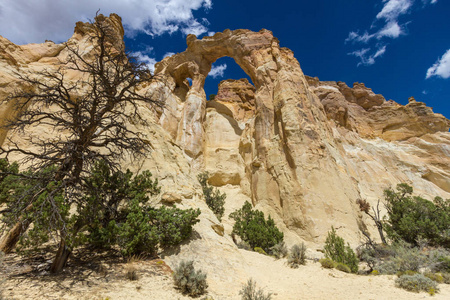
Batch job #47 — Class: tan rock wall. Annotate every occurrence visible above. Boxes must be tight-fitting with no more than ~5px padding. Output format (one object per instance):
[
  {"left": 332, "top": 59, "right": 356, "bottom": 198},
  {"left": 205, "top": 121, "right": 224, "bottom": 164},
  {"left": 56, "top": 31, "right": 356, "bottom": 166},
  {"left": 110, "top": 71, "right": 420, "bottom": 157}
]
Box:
[{"left": 1, "top": 15, "right": 449, "bottom": 253}]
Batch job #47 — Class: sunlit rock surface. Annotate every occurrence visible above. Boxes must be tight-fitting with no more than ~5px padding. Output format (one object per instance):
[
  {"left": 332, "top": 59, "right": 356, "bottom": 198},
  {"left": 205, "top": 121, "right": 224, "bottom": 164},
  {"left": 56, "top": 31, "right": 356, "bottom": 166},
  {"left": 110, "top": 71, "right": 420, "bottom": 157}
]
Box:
[{"left": 1, "top": 14, "right": 449, "bottom": 288}]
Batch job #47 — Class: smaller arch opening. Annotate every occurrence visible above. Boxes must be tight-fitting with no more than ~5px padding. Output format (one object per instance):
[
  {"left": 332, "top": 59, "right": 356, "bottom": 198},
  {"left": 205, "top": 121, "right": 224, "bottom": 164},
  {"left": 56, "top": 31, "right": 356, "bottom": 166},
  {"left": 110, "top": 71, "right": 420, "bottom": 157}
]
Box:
[{"left": 204, "top": 57, "right": 254, "bottom": 101}]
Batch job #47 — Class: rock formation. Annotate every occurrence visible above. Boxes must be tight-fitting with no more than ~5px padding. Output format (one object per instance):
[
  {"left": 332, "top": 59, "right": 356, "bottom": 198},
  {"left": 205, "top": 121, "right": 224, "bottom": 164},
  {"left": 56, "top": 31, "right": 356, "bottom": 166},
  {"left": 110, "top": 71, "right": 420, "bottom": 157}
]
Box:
[{"left": 1, "top": 14, "right": 450, "bottom": 286}]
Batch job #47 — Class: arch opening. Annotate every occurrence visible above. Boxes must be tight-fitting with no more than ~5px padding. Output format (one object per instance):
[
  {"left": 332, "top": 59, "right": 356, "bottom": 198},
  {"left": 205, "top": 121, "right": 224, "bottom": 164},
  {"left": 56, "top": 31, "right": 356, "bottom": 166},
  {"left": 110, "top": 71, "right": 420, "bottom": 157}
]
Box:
[{"left": 204, "top": 57, "right": 255, "bottom": 101}]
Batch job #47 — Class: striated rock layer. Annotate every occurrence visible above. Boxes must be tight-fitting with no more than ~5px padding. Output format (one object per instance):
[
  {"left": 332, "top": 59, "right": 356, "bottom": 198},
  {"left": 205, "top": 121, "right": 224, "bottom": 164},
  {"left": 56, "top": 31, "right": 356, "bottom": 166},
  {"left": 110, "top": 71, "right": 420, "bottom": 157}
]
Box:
[{"left": 1, "top": 14, "right": 450, "bottom": 289}]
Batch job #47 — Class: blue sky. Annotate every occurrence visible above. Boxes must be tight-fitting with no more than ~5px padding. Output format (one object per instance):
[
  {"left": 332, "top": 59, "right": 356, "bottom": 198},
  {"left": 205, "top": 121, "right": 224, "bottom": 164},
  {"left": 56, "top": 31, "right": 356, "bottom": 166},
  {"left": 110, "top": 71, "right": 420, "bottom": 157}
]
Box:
[{"left": 1, "top": 0, "right": 449, "bottom": 118}]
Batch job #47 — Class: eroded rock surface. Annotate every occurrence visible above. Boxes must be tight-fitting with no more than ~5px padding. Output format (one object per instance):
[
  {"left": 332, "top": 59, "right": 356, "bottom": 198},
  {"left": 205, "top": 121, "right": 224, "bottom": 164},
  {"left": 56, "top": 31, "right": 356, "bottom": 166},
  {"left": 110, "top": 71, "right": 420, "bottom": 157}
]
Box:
[
  {"left": 1, "top": 15, "right": 450, "bottom": 287},
  {"left": 307, "top": 76, "right": 450, "bottom": 141}
]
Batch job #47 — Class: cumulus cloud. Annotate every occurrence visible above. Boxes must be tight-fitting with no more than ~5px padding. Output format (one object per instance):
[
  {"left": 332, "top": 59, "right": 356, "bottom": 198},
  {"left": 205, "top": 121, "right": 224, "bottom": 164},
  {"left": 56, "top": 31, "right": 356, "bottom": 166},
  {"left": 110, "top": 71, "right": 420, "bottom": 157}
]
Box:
[
  {"left": 346, "top": 0, "right": 437, "bottom": 66},
  {"left": 0, "top": 0, "right": 213, "bottom": 44},
  {"left": 131, "top": 51, "right": 157, "bottom": 73},
  {"left": 209, "top": 64, "right": 227, "bottom": 78},
  {"left": 426, "top": 49, "right": 450, "bottom": 79}
]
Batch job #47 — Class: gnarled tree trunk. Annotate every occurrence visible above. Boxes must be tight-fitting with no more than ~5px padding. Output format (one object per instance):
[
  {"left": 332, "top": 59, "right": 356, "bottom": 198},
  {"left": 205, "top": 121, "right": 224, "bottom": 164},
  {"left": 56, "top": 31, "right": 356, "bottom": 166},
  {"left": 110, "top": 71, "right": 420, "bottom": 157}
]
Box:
[
  {"left": 50, "top": 239, "right": 72, "bottom": 273},
  {"left": 0, "top": 219, "right": 30, "bottom": 253}
]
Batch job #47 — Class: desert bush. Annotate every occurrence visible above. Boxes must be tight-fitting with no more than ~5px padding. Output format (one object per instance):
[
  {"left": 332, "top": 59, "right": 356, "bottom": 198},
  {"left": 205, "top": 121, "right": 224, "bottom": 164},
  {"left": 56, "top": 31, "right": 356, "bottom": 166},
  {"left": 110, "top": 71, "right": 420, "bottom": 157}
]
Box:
[
  {"left": 427, "top": 248, "right": 450, "bottom": 273},
  {"left": 82, "top": 161, "right": 201, "bottom": 256},
  {"left": 229, "top": 201, "right": 283, "bottom": 253},
  {"left": 125, "top": 264, "right": 139, "bottom": 281},
  {"left": 150, "top": 206, "right": 201, "bottom": 248},
  {"left": 370, "top": 270, "right": 379, "bottom": 275},
  {"left": 376, "top": 242, "right": 425, "bottom": 274},
  {"left": 198, "top": 172, "right": 226, "bottom": 221},
  {"left": 441, "top": 273, "right": 450, "bottom": 284},
  {"left": 254, "top": 247, "right": 267, "bottom": 255},
  {"left": 236, "top": 240, "right": 252, "bottom": 251},
  {"left": 319, "top": 258, "right": 336, "bottom": 269},
  {"left": 357, "top": 242, "right": 395, "bottom": 272},
  {"left": 424, "top": 272, "right": 444, "bottom": 283},
  {"left": 395, "top": 273, "right": 438, "bottom": 294},
  {"left": 173, "top": 260, "right": 208, "bottom": 297},
  {"left": 335, "top": 262, "right": 351, "bottom": 273},
  {"left": 396, "top": 270, "right": 418, "bottom": 277},
  {"left": 269, "top": 241, "right": 288, "bottom": 259},
  {"left": 383, "top": 184, "right": 450, "bottom": 248},
  {"left": 239, "top": 278, "right": 272, "bottom": 300},
  {"left": 324, "top": 227, "right": 358, "bottom": 273},
  {"left": 288, "top": 243, "right": 307, "bottom": 268}
]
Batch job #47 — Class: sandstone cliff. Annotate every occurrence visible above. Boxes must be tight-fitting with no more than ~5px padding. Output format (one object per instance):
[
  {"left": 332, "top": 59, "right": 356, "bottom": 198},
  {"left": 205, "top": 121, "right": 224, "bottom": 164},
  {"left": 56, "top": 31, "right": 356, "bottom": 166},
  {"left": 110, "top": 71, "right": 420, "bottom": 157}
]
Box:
[{"left": 1, "top": 14, "right": 449, "bottom": 291}]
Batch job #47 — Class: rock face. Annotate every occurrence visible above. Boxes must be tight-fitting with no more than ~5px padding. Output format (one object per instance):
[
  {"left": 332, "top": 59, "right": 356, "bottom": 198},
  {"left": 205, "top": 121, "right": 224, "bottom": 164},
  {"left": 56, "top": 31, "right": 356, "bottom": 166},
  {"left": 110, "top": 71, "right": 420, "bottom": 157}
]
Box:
[
  {"left": 307, "top": 76, "right": 450, "bottom": 141},
  {"left": 1, "top": 15, "right": 450, "bottom": 285}
]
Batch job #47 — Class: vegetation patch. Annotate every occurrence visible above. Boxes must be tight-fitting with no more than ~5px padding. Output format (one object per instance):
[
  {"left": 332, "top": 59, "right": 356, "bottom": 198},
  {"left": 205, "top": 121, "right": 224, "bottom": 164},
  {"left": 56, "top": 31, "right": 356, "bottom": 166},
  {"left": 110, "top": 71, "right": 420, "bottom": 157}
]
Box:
[
  {"left": 395, "top": 273, "right": 438, "bottom": 294},
  {"left": 287, "top": 243, "right": 307, "bottom": 268},
  {"left": 239, "top": 278, "right": 272, "bottom": 300},
  {"left": 269, "top": 241, "right": 288, "bottom": 259},
  {"left": 229, "top": 201, "right": 283, "bottom": 253},
  {"left": 173, "top": 260, "right": 208, "bottom": 297},
  {"left": 198, "top": 172, "right": 226, "bottom": 221},
  {"left": 324, "top": 227, "right": 359, "bottom": 273},
  {"left": 319, "top": 258, "right": 336, "bottom": 269}
]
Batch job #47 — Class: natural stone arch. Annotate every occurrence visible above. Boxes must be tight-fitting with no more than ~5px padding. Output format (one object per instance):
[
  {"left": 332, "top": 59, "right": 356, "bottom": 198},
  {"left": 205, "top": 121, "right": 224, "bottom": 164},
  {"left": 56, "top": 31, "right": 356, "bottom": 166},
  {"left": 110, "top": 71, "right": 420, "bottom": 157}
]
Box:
[{"left": 154, "top": 29, "right": 350, "bottom": 241}]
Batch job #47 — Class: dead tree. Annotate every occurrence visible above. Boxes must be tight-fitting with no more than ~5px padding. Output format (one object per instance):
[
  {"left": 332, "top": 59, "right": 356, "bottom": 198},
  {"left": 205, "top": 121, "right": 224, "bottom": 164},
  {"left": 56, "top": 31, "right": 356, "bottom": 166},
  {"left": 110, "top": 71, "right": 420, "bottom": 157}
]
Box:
[
  {"left": 0, "top": 14, "right": 163, "bottom": 272},
  {"left": 356, "top": 198, "right": 387, "bottom": 245}
]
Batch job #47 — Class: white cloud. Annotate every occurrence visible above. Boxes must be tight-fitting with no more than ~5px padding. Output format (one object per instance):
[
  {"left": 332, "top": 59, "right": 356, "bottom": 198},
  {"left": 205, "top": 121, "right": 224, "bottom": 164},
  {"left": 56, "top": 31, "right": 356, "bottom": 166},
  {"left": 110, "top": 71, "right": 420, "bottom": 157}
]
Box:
[
  {"left": 209, "top": 64, "right": 227, "bottom": 78},
  {"left": 346, "top": 31, "right": 375, "bottom": 44},
  {"left": 0, "top": 0, "right": 213, "bottom": 44},
  {"left": 131, "top": 51, "right": 157, "bottom": 73},
  {"left": 163, "top": 52, "right": 176, "bottom": 59},
  {"left": 426, "top": 49, "right": 450, "bottom": 79},
  {"left": 377, "top": 21, "right": 403, "bottom": 39},
  {"left": 349, "top": 45, "right": 386, "bottom": 66},
  {"left": 346, "top": 0, "right": 436, "bottom": 66},
  {"left": 376, "top": 0, "right": 412, "bottom": 21}
]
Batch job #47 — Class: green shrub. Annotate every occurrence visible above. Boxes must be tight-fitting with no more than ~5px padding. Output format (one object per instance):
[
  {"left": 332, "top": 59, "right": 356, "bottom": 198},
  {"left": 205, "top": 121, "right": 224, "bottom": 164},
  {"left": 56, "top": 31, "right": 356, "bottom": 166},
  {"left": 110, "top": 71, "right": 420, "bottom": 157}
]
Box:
[
  {"left": 239, "top": 278, "right": 272, "bottom": 300},
  {"left": 424, "top": 272, "right": 444, "bottom": 283},
  {"left": 376, "top": 242, "right": 425, "bottom": 274},
  {"left": 288, "top": 243, "right": 307, "bottom": 268},
  {"left": 229, "top": 201, "right": 283, "bottom": 253},
  {"left": 395, "top": 274, "right": 438, "bottom": 293},
  {"left": 358, "top": 244, "right": 390, "bottom": 272},
  {"left": 383, "top": 184, "right": 450, "bottom": 247},
  {"left": 335, "top": 262, "right": 351, "bottom": 273},
  {"left": 151, "top": 206, "right": 201, "bottom": 248},
  {"left": 269, "top": 241, "right": 288, "bottom": 259},
  {"left": 254, "top": 247, "right": 267, "bottom": 255},
  {"left": 319, "top": 258, "right": 336, "bottom": 269},
  {"left": 198, "top": 172, "right": 226, "bottom": 221},
  {"left": 173, "top": 260, "right": 208, "bottom": 297},
  {"left": 441, "top": 273, "right": 450, "bottom": 284},
  {"left": 428, "top": 248, "right": 450, "bottom": 273},
  {"left": 82, "top": 161, "right": 200, "bottom": 256},
  {"left": 370, "top": 270, "right": 379, "bottom": 275},
  {"left": 396, "top": 270, "right": 418, "bottom": 277},
  {"left": 324, "top": 227, "right": 358, "bottom": 273}
]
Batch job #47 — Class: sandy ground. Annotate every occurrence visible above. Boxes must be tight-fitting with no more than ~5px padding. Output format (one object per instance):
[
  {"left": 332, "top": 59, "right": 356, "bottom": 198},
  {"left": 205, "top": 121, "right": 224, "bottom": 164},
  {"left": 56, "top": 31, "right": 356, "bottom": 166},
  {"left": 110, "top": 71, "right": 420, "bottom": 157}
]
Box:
[{"left": 1, "top": 248, "right": 449, "bottom": 300}]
